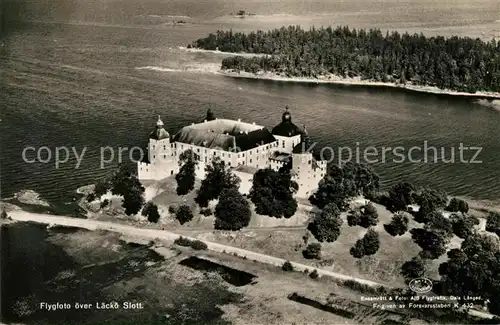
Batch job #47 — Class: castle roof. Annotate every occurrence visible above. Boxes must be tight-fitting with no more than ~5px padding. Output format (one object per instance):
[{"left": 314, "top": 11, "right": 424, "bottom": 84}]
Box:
[
  {"left": 149, "top": 115, "right": 170, "bottom": 140},
  {"left": 172, "top": 119, "right": 275, "bottom": 152},
  {"left": 272, "top": 106, "right": 301, "bottom": 137}
]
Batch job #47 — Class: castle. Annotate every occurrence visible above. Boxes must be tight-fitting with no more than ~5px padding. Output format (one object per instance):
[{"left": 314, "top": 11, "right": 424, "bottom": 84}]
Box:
[{"left": 137, "top": 107, "right": 327, "bottom": 198}]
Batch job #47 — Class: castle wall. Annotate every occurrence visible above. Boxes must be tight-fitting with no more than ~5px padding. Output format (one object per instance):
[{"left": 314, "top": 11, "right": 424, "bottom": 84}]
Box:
[{"left": 273, "top": 134, "right": 301, "bottom": 154}]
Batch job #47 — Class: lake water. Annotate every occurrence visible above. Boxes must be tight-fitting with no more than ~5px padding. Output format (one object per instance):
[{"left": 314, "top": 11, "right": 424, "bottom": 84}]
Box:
[{"left": 1, "top": 0, "right": 500, "bottom": 207}]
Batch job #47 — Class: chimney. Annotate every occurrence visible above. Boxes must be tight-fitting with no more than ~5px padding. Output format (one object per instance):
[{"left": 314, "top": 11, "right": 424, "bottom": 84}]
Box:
[
  {"left": 204, "top": 120, "right": 207, "bottom": 123},
  {"left": 238, "top": 118, "right": 241, "bottom": 122},
  {"left": 252, "top": 122, "right": 256, "bottom": 125}
]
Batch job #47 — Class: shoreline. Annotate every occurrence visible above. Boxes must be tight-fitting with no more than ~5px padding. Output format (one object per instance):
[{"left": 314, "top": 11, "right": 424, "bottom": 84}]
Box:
[{"left": 218, "top": 69, "right": 500, "bottom": 100}]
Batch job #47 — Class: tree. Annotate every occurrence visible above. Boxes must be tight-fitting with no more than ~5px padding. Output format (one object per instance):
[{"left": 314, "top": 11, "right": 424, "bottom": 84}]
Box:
[
  {"left": 1, "top": 210, "right": 7, "bottom": 219},
  {"left": 424, "top": 212, "right": 453, "bottom": 238},
  {"left": 249, "top": 168, "right": 298, "bottom": 218},
  {"left": 401, "top": 256, "right": 426, "bottom": 283},
  {"left": 214, "top": 187, "right": 251, "bottom": 230},
  {"left": 384, "top": 213, "right": 409, "bottom": 236},
  {"left": 387, "top": 182, "right": 415, "bottom": 212},
  {"left": 108, "top": 164, "right": 145, "bottom": 215},
  {"left": 358, "top": 203, "right": 379, "bottom": 228},
  {"left": 412, "top": 187, "right": 448, "bottom": 222},
  {"left": 94, "top": 178, "right": 111, "bottom": 199},
  {"left": 450, "top": 214, "right": 479, "bottom": 239},
  {"left": 446, "top": 198, "right": 469, "bottom": 213},
  {"left": 307, "top": 203, "right": 343, "bottom": 242},
  {"left": 303, "top": 243, "right": 322, "bottom": 259},
  {"left": 350, "top": 228, "right": 380, "bottom": 258},
  {"left": 346, "top": 203, "right": 378, "bottom": 228},
  {"left": 142, "top": 201, "right": 161, "bottom": 223},
  {"left": 347, "top": 211, "right": 361, "bottom": 226},
  {"left": 350, "top": 240, "right": 365, "bottom": 258},
  {"left": 486, "top": 212, "right": 500, "bottom": 237},
  {"left": 410, "top": 228, "right": 447, "bottom": 259},
  {"left": 175, "top": 205, "right": 194, "bottom": 225},
  {"left": 195, "top": 157, "right": 240, "bottom": 207},
  {"left": 362, "top": 228, "right": 380, "bottom": 255},
  {"left": 176, "top": 149, "right": 199, "bottom": 196}
]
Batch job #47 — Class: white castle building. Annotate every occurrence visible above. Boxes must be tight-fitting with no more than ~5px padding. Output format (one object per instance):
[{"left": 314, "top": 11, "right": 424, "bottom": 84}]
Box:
[{"left": 137, "top": 107, "right": 327, "bottom": 198}]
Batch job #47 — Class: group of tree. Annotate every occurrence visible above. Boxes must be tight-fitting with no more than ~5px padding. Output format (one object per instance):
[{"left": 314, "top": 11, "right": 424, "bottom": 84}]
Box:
[
  {"left": 192, "top": 25, "right": 500, "bottom": 93},
  {"left": 400, "top": 255, "right": 426, "bottom": 284},
  {"left": 175, "top": 149, "right": 199, "bottom": 196},
  {"left": 249, "top": 168, "right": 298, "bottom": 218},
  {"left": 88, "top": 164, "right": 145, "bottom": 216},
  {"left": 195, "top": 157, "right": 241, "bottom": 207},
  {"left": 436, "top": 233, "right": 500, "bottom": 315},
  {"left": 310, "top": 162, "right": 379, "bottom": 211},
  {"left": 349, "top": 228, "right": 380, "bottom": 258},
  {"left": 307, "top": 203, "right": 343, "bottom": 242},
  {"left": 347, "top": 202, "right": 379, "bottom": 228}
]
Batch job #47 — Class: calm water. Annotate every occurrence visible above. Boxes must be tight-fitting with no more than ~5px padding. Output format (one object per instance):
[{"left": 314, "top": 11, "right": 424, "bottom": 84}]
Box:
[{"left": 1, "top": 0, "right": 500, "bottom": 207}]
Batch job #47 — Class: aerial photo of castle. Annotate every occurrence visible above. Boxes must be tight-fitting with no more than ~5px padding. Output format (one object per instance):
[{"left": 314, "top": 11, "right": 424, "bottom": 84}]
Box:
[{"left": 138, "top": 107, "right": 327, "bottom": 198}]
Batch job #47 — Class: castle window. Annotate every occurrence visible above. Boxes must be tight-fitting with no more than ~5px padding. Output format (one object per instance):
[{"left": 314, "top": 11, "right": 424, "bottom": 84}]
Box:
[
  {"left": 163, "top": 145, "right": 166, "bottom": 150},
  {"left": 282, "top": 141, "right": 285, "bottom": 148},
  {"left": 242, "top": 153, "right": 245, "bottom": 157},
  {"left": 250, "top": 159, "right": 252, "bottom": 163},
  {"left": 237, "top": 154, "right": 240, "bottom": 158},
  {"left": 181, "top": 145, "right": 183, "bottom": 149},
  {"left": 308, "top": 160, "right": 311, "bottom": 164},
  {"left": 222, "top": 153, "right": 225, "bottom": 157},
  {"left": 164, "top": 155, "right": 166, "bottom": 159},
  {"left": 205, "top": 157, "right": 207, "bottom": 163},
  {"left": 213, "top": 151, "right": 216, "bottom": 155},
  {"left": 256, "top": 149, "right": 259, "bottom": 153},
  {"left": 197, "top": 148, "right": 200, "bottom": 153}
]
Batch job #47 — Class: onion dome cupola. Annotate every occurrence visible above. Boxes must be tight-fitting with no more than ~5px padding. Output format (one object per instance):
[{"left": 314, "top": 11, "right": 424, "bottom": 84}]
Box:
[
  {"left": 205, "top": 108, "right": 216, "bottom": 121},
  {"left": 149, "top": 115, "right": 170, "bottom": 140},
  {"left": 271, "top": 106, "right": 302, "bottom": 137}
]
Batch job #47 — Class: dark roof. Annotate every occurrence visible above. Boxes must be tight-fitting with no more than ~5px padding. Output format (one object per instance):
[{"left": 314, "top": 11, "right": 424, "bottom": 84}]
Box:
[
  {"left": 149, "top": 127, "right": 170, "bottom": 140},
  {"left": 234, "top": 128, "right": 276, "bottom": 151},
  {"left": 173, "top": 119, "right": 276, "bottom": 152},
  {"left": 272, "top": 121, "right": 302, "bottom": 137}
]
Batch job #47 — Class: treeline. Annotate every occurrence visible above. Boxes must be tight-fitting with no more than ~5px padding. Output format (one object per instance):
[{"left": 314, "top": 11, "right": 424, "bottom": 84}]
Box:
[{"left": 191, "top": 26, "right": 500, "bottom": 93}]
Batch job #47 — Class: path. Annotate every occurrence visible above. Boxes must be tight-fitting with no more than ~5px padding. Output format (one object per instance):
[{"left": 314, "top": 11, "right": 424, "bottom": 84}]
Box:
[{"left": 8, "top": 211, "right": 381, "bottom": 286}]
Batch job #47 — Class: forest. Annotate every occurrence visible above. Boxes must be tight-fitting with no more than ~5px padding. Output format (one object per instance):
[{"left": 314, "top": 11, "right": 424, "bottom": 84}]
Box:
[{"left": 190, "top": 26, "right": 500, "bottom": 93}]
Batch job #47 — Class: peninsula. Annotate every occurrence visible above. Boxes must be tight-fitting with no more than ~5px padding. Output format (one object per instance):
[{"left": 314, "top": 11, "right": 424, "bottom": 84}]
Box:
[{"left": 189, "top": 25, "right": 500, "bottom": 99}]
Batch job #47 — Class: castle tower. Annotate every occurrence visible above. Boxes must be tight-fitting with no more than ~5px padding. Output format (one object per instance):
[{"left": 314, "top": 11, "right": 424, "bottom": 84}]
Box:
[
  {"left": 271, "top": 106, "right": 302, "bottom": 153},
  {"left": 148, "top": 115, "right": 171, "bottom": 165}
]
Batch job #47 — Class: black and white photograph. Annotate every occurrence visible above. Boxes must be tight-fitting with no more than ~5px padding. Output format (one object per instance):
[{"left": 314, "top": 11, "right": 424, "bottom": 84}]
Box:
[{"left": 1, "top": 0, "right": 500, "bottom": 324}]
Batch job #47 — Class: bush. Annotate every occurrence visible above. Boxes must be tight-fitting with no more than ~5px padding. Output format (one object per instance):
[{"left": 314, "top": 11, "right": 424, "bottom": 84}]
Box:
[
  {"left": 303, "top": 243, "right": 322, "bottom": 260},
  {"left": 173, "top": 237, "right": 208, "bottom": 250},
  {"left": 174, "top": 236, "right": 192, "bottom": 247},
  {"left": 175, "top": 205, "right": 194, "bottom": 225},
  {"left": 309, "top": 269, "right": 319, "bottom": 279},
  {"left": 1, "top": 210, "right": 7, "bottom": 219},
  {"left": 190, "top": 240, "right": 208, "bottom": 250},
  {"left": 100, "top": 199, "right": 109, "bottom": 209},
  {"left": 282, "top": 261, "right": 294, "bottom": 271},
  {"left": 168, "top": 205, "right": 177, "bottom": 214},
  {"left": 200, "top": 208, "right": 213, "bottom": 216}
]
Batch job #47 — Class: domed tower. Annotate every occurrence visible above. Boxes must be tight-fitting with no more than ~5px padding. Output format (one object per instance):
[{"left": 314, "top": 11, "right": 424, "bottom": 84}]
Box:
[
  {"left": 271, "top": 106, "right": 302, "bottom": 153},
  {"left": 204, "top": 108, "right": 216, "bottom": 122},
  {"left": 148, "top": 115, "right": 171, "bottom": 164}
]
